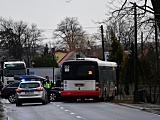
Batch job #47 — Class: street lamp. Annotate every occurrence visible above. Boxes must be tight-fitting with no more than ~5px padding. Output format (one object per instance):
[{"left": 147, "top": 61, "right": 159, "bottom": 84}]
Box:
[
  {"left": 101, "top": 25, "right": 105, "bottom": 61},
  {"left": 51, "top": 48, "right": 55, "bottom": 83}
]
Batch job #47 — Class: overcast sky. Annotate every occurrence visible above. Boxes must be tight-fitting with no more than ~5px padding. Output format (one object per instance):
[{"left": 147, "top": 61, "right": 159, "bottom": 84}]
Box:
[
  {"left": 0, "top": 0, "right": 111, "bottom": 39},
  {"left": 0, "top": 0, "right": 152, "bottom": 42}
]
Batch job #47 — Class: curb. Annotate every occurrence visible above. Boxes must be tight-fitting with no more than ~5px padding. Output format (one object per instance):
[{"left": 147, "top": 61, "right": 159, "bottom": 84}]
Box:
[
  {"left": 118, "top": 103, "right": 160, "bottom": 115},
  {"left": 0, "top": 99, "right": 8, "bottom": 120}
]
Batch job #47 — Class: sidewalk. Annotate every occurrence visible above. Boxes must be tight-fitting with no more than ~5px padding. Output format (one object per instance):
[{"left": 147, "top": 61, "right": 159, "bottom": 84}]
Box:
[
  {"left": 117, "top": 102, "right": 160, "bottom": 115},
  {"left": 0, "top": 99, "right": 7, "bottom": 120}
]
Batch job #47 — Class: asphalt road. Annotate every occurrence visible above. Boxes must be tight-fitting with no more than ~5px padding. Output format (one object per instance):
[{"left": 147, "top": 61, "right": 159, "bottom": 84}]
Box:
[
  {"left": 0, "top": 99, "right": 160, "bottom": 120},
  {"left": 1, "top": 99, "right": 160, "bottom": 120}
]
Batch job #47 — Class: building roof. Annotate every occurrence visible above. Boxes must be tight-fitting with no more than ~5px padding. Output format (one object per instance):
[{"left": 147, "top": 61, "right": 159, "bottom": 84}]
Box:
[{"left": 55, "top": 50, "right": 86, "bottom": 66}]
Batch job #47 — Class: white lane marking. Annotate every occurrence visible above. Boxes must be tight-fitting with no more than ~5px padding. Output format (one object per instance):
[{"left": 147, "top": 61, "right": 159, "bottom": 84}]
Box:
[
  {"left": 76, "top": 116, "right": 82, "bottom": 118},
  {"left": 70, "top": 112, "right": 75, "bottom": 115},
  {"left": 54, "top": 103, "right": 87, "bottom": 120}
]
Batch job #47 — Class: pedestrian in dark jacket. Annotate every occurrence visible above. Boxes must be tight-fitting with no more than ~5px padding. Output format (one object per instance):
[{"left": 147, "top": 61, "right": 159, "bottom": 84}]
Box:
[{"left": 56, "top": 77, "right": 61, "bottom": 88}]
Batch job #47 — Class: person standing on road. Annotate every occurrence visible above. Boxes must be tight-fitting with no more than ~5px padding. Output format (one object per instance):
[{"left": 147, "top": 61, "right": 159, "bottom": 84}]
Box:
[
  {"left": 43, "top": 76, "right": 52, "bottom": 103},
  {"left": 56, "top": 77, "right": 61, "bottom": 88}
]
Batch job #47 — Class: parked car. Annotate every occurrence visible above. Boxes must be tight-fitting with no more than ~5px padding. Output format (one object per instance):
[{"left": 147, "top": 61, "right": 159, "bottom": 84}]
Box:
[
  {"left": 1, "top": 75, "right": 46, "bottom": 103},
  {"left": 16, "top": 81, "right": 48, "bottom": 106},
  {"left": 1, "top": 81, "right": 20, "bottom": 103},
  {"left": 1, "top": 75, "right": 61, "bottom": 103},
  {"left": 50, "top": 87, "right": 61, "bottom": 102},
  {"left": 14, "top": 75, "right": 46, "bottom": 82},
  {"left": 15, "top": 75, "right": 61, "bottom": 102}
]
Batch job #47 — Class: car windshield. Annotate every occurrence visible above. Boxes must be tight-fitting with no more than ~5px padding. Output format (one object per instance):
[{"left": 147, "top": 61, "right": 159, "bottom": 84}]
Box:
[{"left": 20, "top": 83, "right": 40, "bottom": 88}]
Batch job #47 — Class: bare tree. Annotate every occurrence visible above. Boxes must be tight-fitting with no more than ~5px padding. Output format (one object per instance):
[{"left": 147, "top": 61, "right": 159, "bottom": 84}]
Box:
[
  {"left": 107, "top": 0, "right": 160, "bottom": 103},
  {"left": 103, "top": 0, "right": 160, "bottom": 51},
  {"left": 0, "top": 17, "right": 43, "bottom": 63},
  {"left": 107, "top": 0, "right": 160, "bottom": 30},
  {"left": 53, "top": 17, "right": 88, "bottom": 51},
  {"left": 23, "top": 24, "right": 43, "bottom": 67}
]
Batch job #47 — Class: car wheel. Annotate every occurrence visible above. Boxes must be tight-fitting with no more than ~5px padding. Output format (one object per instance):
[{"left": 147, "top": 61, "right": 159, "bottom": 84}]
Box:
[
  {"left": 42, "top": 99, "right": 48, "bottom": 105},
  {"left": 50, "top": 93, "right": 57, "bottom": 102},
  {"left": 42, "top": 100, "right": 46, "bottom": 105},
  {"left": 8, "top": 93, "right": 16, "bottom": 103},
  {"left": 42, "top": 95, "right": 48, "bottom": 105}
]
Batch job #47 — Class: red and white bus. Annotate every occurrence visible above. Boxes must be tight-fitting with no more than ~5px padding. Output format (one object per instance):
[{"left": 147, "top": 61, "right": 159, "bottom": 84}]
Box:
[{"left": 61, "top": 58, "right": 117, "bottom": 101}]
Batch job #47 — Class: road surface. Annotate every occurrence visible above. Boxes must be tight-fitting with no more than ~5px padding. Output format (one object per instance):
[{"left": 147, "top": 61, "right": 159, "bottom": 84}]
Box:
[{"left": 1, "top": 99, "right": 160, "bottom": 120}]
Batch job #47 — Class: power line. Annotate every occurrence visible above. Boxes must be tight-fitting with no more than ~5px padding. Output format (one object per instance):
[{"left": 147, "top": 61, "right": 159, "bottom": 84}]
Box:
[
  {"left": 83, "top": 26, "right": 100, "bottom": 29},
  {"left": 42, "top": 25, "right": 100, "bottom": 31}
]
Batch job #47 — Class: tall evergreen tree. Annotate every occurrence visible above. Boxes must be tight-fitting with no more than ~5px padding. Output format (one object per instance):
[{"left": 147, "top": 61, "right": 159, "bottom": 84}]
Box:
[
  {"left": 32, "top": 44, "right": 58, "bottom": 67},
  {"left": 108, "top": 29, "right": 123, "bottom": 65}
]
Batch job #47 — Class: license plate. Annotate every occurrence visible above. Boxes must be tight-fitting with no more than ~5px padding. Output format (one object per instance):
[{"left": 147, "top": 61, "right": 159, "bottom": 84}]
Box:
[
  {"left": 20, "top": 92, "right": 25, "bottom": 95},
  {"left": 34, "top": 91, "right": 40, "bottom": 94},
  {"left": 25, "top": 92, "right": 34, "bottom": 95}
]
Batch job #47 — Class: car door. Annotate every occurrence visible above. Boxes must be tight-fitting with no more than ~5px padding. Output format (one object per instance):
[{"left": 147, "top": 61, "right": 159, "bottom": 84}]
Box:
[{"left": 6, "top": 82, "right": 20, "bottom": 97}]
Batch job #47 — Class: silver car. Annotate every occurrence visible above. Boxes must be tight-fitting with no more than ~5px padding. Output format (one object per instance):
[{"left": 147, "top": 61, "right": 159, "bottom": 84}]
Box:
[{"left": 16, "top": 81, "right": 48, "bottom": 106}]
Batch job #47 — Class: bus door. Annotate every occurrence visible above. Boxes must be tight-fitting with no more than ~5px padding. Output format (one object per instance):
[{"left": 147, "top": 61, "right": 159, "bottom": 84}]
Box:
[
  {"left": 99, "top": 67, "right": 111, "bottom": 99},
  {"left": 104, "top": 67, "right": 116, "bottom": 98}
]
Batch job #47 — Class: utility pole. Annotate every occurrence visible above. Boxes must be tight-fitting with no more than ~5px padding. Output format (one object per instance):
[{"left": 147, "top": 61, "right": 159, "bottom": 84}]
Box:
[
  {"left": 154, "top": 14, "right": 158, "bottom": 103},
  {"left": 101, "top": 25, "right": 105, "bottom": 61},
  {"left": 155, "top": 17, "right": 158, "bottom": 72},
  {"left": 130, "top": 2, "right": 159, "bottom": 103},
  {"left": 141, "top": 32, "right": 143, "bottom": 56},
  {"left": 133, "top": 3, "right": 138, "bottom": 102},
  {"left": 52, "top": 48, "right": 55, "bottom": 83}
]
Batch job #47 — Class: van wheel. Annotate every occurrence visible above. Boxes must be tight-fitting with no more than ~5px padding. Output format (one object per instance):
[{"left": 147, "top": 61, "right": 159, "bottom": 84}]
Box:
[
  {"left": 109, "top": 96, "right": 115, "bottom": 101},
  {"left": 8, "top": 93, "right": 16, "bottom": 103}
]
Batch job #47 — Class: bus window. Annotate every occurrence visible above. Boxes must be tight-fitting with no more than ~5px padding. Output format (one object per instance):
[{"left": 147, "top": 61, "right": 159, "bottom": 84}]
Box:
[
  {"left": 76, "top": 65, "right": 95, "bottom": 76},
  {"left": 5, "top": 63, "right": 25, "bottom": 69},
  {"left": 62, "top": 62, "right": 98, "bottom": 81}
]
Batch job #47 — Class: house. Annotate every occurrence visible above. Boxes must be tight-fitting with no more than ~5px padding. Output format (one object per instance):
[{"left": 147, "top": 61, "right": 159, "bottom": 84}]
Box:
[{"left": 54, "top": 50, "right": 86, "bottom": 66}]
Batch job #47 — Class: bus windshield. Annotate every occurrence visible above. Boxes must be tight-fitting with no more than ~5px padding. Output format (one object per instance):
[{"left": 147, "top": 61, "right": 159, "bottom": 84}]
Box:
[
  {"left": 62, "top": 61, "right": 98, "bottom": 81},
  {"left": 5, "top": 63, "right": 25, "bottom": 69}
]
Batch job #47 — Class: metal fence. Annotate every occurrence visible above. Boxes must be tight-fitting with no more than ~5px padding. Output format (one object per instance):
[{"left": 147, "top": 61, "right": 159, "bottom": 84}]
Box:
[{"left": 115, "top": 84, "right": 160, "bottom": 104}]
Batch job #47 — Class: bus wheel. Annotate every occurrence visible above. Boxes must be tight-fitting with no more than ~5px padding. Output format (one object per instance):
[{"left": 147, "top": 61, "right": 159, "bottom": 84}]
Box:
[
  {"left": 8, "top": 93, "right": 16, "bottom": 103},
  {"left": 98, "top": 98, "right": 105, "bottom": 102},
  {"left": 81, "top": 98, "right": 85, "bottom": 101},
  {"left": 93, "top": 98, "right": 101, "bottom": 102},
  {"left": 104, "top": 97, "right": 110, "bottom": 102},
  {"left": 109, "top": 96, "right": 115, "bottom": 101}
]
